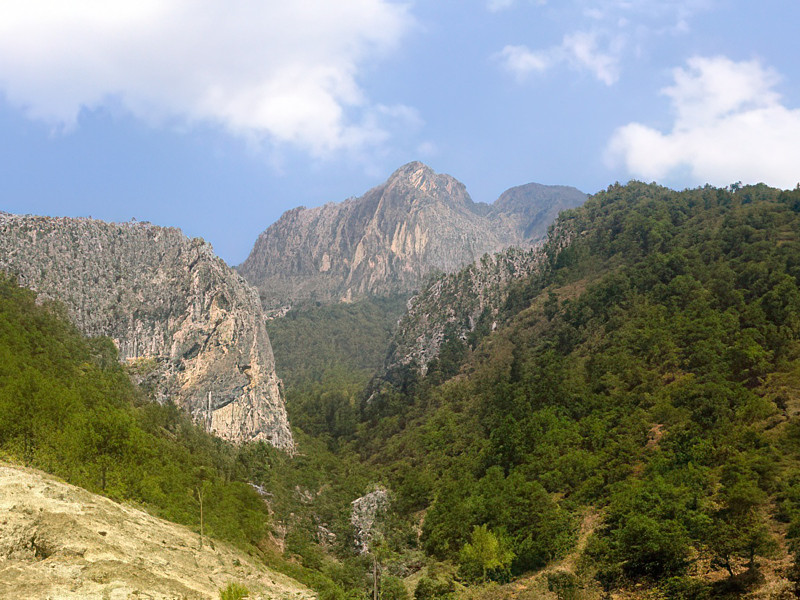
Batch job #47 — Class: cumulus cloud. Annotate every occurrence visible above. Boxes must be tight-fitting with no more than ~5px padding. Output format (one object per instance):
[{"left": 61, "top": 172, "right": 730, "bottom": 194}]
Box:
[
  {"left": 607, "top": 56, "right": 800, "bottom": 189},
  {"left": 497, "top": 45, "right": 551, "bottom": 80},
  {"left": 497, "top": 31, "right": 620, "bottom": 85},
  {"left": 0, "top": 1, "right": 414, "bottom": 157}
]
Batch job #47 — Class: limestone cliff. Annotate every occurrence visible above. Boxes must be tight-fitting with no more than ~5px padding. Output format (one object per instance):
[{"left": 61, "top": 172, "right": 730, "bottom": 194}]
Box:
[
  {"left": 350, "top": 488, "right": 389, "bottom": 555},
  {"left": 238, "top": 162, "right": 585, "bottom": 308},
  {"left": 0, "top": 213, "right": 293, "bottom": 450}
]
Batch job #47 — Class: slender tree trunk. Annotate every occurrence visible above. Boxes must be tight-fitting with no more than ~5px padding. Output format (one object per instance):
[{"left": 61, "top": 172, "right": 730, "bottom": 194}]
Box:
[
  {"left": 197, "top": 487, "right": 204, "bottom": 549},
  {"left": 724, "top": 557, "right": 734, "bottom": 578},
  {"left": 373, "top": 555, "right": 378, "bottom": 600}
]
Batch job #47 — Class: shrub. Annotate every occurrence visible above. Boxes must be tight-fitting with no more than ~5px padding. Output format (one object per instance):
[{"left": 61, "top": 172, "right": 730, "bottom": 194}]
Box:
[{"left": 219, "top": 582, "right": 250, "bottom": 600}]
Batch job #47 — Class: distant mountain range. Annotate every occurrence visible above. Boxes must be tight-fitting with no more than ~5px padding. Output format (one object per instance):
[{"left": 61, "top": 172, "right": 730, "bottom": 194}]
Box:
[{"left": 238, "top": 161, "right": 586, "bottom": 308}]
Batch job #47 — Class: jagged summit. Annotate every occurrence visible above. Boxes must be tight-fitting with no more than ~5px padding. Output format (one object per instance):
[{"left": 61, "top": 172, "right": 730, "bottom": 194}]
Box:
[
  {"left": 238, "top": 162, "right": 586, "bottom": 308},
  {"left": 385, "top": 161, "right": 466, "bottom": 199}
]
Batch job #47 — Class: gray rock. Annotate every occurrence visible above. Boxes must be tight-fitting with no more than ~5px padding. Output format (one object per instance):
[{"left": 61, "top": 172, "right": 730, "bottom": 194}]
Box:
[
  {"left": 238, "top": 162, "right": 585, "bottom": 308},
  {"left": 384, "top": 218, "right": 576, "bottom": 376},
  {"left": 350, "top": 488, "right": 389, "bottom": 555},
  {"left": 0, "top": 213, "right": 293, "bottom": 450}
]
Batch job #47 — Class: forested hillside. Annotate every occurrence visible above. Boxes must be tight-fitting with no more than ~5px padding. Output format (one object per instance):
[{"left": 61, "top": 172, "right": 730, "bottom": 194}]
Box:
[
  {"left": 0, "top": 274, "right": 275, "bottom": 546},
  {"left": 7, "top": 180, "right": 800, "bottom": 600},
  {"left": 0, "top": 275, "right": 375, "bottom": 598},
  {"left": 291, "top": 181, "right": 800, "bottom": 599},
  {"left": 266, "top": 295, "right": 407, "bottom": 448}
]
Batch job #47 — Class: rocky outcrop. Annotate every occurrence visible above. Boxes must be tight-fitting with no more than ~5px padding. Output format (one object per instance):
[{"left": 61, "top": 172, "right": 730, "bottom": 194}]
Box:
[
  {"left": 350, "top": 488, "right": 389, "bottom": 555},
  {"left": 383, "top": 219, "right": 576, "bottom": 376},
  {"left": 0, "top": 463, "right": 315, "bottom": 599},
  {"left": 0, "top": 213, "right": 293, "bottom": 450},
  {"left": 238, "top": 162, "right": 585, "bottom": 308}
]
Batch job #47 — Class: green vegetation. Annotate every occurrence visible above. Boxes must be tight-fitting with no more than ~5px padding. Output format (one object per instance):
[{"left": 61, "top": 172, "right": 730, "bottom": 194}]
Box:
[
  {"left": 0, "top": 274, "right": 271, "bottom": 548},
  {"left": 266, "top": 296, "right": 407, "bottom": 450},
  {"left": 267, "top": 295, "right": 407, "bottom": 388},
  {"left": 8, "top": 180, "right": 800, "bottom": 598},
  {"left": 336, "top": 182, "right": 800, "bottom": 596},
  {"left": 459, "top": 525, "right": 515, "bottom": 583},
  {"left": 0, "top": 272, "right": 371, "bottom": 598},
  {"left": 219, "top": 582, "right": 250, "bottom": 600}
]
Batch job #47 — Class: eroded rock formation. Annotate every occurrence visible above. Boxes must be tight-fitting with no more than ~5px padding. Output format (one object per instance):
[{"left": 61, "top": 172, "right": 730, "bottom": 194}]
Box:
[
  {"left": 383, "top": 219, "right": 576, "bottom": 376},
  {"left": 350, "top": 488, "right": 389, "bottom": 555},
  {"left": 0, "top": 213, "right": 293, "bottom": 450}
]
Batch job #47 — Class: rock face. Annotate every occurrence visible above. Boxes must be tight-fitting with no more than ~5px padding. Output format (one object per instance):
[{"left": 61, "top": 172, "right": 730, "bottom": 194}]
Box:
[
  {"left": 383, "top": 219, "right": 576, "bottom": 376},
  {"left": 0, "top": 213, "right": 293, "bottom": 450},
  {"left": 350, "top": 488, "right": 389, "bottom": 555},
  {"left": 0, "top": 463, "right": 315, "bottom": 600},
  {"left": 238, "top": 162, "right": 585, "bottom": 308}
]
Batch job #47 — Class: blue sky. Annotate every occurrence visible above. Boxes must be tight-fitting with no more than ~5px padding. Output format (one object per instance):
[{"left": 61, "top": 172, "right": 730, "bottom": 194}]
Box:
[{"left": 2, "top": 1, "right": 800, "bottom": 264}]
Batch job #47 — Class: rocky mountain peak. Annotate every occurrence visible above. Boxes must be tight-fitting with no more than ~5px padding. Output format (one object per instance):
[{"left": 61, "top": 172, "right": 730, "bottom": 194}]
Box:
[
  {"left": 384, "top": 161, "right": 465, "bottom": 200},
  {"left": 238, "top": 163, "right": 586, "bottom": 308}
]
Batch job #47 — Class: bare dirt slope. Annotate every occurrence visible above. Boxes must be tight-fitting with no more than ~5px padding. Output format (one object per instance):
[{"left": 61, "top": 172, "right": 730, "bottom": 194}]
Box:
[{"left": 0, "top": 463, "right": 315, "bottom": 600}]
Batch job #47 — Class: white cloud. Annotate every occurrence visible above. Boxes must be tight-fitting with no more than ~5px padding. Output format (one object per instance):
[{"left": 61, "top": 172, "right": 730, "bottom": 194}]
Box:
[
  {"left": 607, "top": 56, "right": 800, "bottom": 189},
  {"left": 495, "top": 0, "right": 711, "bottom": 84},
  {"left": 497, "top": 45, "right": 552, "bottom": 81},
  {"left": 0, "top": 1, "right": 414, "bottom": 157},
  {"left": 486, "top": 0, "right": 547, "bottom": 12},
  {"left": 497, "top": 31, "right": 619, "bottom": 85},
  {"left": 562, "top": 31, "right": 620, "bottom": 85}
]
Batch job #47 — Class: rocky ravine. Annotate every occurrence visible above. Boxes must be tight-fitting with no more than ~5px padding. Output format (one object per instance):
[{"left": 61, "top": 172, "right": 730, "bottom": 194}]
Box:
[
  {"left": 0, "top": 462, "right": 315, "bottom": 600},
  {"left": 238, "top": 162, "right": 585, "bottom": 308},
  {"left": 0, "top": 213, "right": 293, "bottom": 450}
]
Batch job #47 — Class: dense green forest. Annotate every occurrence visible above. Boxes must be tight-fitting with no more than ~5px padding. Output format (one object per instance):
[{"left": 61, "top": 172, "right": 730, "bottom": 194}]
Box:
[
  {"left": 275, "top": 182, "right": 800, "bottom": 599},
  {"left": 266, "top": 295, "right": 407, "bottom": 448},
  {"left": 6, "top": 180, "right": 800, "bottom": 599}
]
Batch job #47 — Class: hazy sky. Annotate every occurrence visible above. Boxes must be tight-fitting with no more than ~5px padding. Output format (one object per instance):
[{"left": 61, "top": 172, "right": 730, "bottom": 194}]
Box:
[{"left": 2, "top": 1, "right": 799, "bottom": 263}]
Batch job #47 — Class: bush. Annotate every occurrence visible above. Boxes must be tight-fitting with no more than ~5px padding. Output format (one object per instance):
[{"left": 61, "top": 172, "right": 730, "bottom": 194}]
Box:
[
  {"left": 219, "top": 582, "right": 250, "bottom": 600},
  {"left": 414, "top": 574, "right": 455, "bottom": 600},
  {"left": 661, "top": 576, "right": 710, "bottom": 600},
  {"left": 381, "top": 575, "right": 409, "bottom": 600},
  {"left": 546, "top": 572, "right": 580, "bottom": 600}
]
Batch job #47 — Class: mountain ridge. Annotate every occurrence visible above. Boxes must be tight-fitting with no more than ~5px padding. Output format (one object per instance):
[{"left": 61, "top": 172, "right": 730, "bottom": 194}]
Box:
[{"left": 238, "top": 162, "right": 586, "bottom": 308}]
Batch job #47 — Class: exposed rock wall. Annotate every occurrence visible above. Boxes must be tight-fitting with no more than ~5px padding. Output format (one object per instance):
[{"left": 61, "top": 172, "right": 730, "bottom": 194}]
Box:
[
  {"left": 0, "top": 213, "right": 293, "bottom": 450},
  {"left": 238, "top": 162, "right": 585, "bottom": 308},
  {"left": 383, "top": 219, "right": 576, "bottom": 376},
  {"left": 350, "top": 488, "right": 389, "bottom": 555}
]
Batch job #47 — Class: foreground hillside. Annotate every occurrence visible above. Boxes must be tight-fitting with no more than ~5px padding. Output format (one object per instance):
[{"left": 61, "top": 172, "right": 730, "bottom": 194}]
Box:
[
  {"left": 0, "top": 272, "right": 380, "bottom": 599},
  {"left": 0, "top": 463, "right": 315, "bottom": 600}
]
